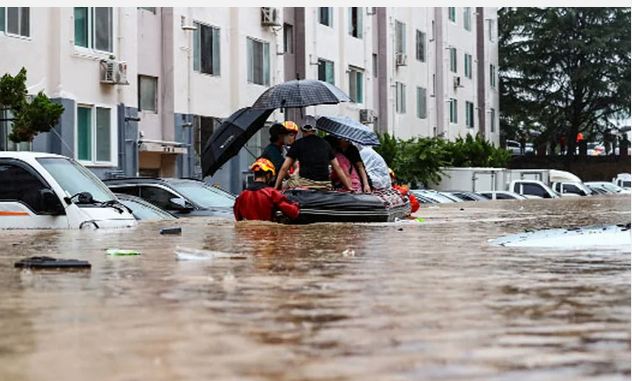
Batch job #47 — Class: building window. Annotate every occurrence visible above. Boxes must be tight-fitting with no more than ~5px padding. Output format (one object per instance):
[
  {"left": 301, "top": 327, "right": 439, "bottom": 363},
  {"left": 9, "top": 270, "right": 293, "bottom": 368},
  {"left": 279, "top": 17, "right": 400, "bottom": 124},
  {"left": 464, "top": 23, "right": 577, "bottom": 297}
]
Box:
[
  {"left": 319, "top": 7, "right": 333, "bottom": 27},
  {"left": 247, "top": 37, "right": 270, "bottom": 86},
  {"left": 463, "top": 7, "right": 472, "bottom": 31},
  {"left": 416, "top": 87, "right": 427, "bottom": 119},
  {"left": 138, "top": 7, "right": 156, "bottom": 14},
  {"left": 138, "top": 76, "right": 158, "bottom": 113},
  {"left": 283, "top": 23, "right": 293, "bottom": 53},
  {"left": 488, "top": 19, "right": 495, "bottom": 42},
  {"left": 432, "top": 74, "right": 436, "bottom": 96},
  {"left": 490, "top": 64, "right": 496, "bottom": 88},
  {"left": 395, "top": 20, "right": 406, "bottom": 55},
  {"left": 448, "top": 7, "right": 456, "bottom": 23},
  {"left": 74, "top": 7, "right": 113, "bottom": 52},
  {"left": 318, "top": 59, "right": 335, "bottom": 85},
  {"left": 465, "top": 101, "right": 475, "bottom": 128},
  {"left": 0, "top": 109, "right": 31, "bottom": 151},
  {"left": 77, "top": 105, "right": 112, "bottom": 163},
  {"left": 396, "top": 82, "right": 406, "bottom": 114},
  {"left": 449, "top": 47, "right": 457, "bottom": 73},
  {"left": 415, "top": 30, "right": 426, "bottom": 62},
  {"left": 464, "top": 53, "right": 472, "bottom": 79},
  {"left": 3, "top": 7, "right": 30, "bottom": 37},
  {"left": 490, "top": 108, "right": 496, "bottom": 133},
  {"left": 372, "top": 53, "right": 378, "bottom": 78},
  {"left": 349, "top": 7, "right": 363, "bottom": 39},
  {"left": 193, "top": 22, "right": 220, "bottom": 76},
  {"left": 348, "top": 67, "right": 364, "bottom": 103},
  {"left": 449, "top": 98, "right": 458, "bottom": 124}
]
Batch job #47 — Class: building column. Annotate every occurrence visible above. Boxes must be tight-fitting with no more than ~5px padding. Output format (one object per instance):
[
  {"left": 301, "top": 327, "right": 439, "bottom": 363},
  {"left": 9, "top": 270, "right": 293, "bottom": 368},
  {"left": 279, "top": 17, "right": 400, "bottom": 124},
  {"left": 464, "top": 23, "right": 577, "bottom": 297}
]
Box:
[
  {"left": 434, "top": 7, "right": 446, "bottom": 137},
  {"left": 376, "top": 7, "right": 388, "bottom": 135},
  {"left": 476, "top": 7, "right": 486, "bottom": 138}
]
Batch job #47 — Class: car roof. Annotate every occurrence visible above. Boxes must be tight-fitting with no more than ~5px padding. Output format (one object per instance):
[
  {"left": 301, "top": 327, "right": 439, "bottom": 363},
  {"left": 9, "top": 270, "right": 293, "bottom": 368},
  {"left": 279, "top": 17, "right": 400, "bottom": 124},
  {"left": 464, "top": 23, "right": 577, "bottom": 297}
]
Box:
[
  {"left": 0, "top": 151, "right": 69, "bottom": 160},
  {"left": 104, "top": 177, "right": 203, "bottom": 185}
]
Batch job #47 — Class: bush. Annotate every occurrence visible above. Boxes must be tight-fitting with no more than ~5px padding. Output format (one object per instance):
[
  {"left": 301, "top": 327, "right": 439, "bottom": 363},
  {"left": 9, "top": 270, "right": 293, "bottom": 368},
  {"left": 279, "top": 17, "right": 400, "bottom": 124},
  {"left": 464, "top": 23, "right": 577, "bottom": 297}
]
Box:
[{"left": 374, "top": 133, "right": 511, "bottom": 187}]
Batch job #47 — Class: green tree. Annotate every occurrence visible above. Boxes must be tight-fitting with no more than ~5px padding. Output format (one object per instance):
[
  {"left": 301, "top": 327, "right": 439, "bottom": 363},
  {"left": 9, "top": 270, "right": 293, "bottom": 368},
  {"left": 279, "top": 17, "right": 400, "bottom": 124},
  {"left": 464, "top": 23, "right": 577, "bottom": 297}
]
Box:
[
  {"left": 0, "top": 67, "right": 64, "bottom": 143},
  {"left": 499, "top": 7, "right": 631, "bottom": 156}
]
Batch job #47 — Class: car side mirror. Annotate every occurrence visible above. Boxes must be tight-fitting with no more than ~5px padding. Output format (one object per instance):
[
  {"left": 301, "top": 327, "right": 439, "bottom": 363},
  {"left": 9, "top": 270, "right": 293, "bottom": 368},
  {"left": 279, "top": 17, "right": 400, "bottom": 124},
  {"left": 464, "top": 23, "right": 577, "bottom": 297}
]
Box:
[
  {"left": 168, "top": 197, "right": 193, "bottom": 212},
  {"left": 40, "top": 189, "right": 65, "bottom": 215}
]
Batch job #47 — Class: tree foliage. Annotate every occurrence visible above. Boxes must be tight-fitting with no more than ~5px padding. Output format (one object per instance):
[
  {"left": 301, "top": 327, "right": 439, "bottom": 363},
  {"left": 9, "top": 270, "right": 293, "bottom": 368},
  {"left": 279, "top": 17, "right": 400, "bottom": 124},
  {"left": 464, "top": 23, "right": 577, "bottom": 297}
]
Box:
[
  {"left": 499, "top": 7, "right": 631, "bottom": 155},
  {"left": 374, "top": 134, "right": 511, "bottom": 188},
  {"left": 0, "top": 67, "right": 64, "bottom": 143}
]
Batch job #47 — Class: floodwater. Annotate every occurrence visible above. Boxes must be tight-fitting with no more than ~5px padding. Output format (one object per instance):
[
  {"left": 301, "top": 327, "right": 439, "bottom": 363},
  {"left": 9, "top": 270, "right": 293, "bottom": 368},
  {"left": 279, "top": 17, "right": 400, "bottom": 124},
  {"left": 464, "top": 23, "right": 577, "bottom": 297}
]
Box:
[{"left": 0, "top": 196, "right": 629, "bottom": 381}]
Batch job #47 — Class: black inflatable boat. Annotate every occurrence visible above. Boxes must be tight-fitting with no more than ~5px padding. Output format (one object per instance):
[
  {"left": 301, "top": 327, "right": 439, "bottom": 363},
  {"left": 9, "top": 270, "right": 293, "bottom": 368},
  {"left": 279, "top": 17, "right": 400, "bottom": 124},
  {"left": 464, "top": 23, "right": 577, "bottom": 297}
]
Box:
[{"left": 282, "top": 188, "right": 411, "bottom": 224}]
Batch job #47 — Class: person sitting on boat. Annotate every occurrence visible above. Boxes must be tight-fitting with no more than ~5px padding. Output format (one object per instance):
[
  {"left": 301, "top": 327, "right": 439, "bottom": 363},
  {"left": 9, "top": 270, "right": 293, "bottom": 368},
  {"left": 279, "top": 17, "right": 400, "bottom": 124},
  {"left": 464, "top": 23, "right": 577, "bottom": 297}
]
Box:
[
  {"left": 324, "top": 135, "right": 361, "bottom": 192},
  {"left": 338, "top": 139, "right": 371, "bottom": 193},
  {"left": 234, "top": 158, "right": 300, "bottom": 222},
  {"left": 274, "top": 122, "right": 353, "bottom": 191},
  {"left": 389, "top": 168, "right": 420, "bottom": 214},
  {"left": 261, "top": 123, "right": 289, "bottom": 184},
  {"left": 359, "top": 145, "right": 392, "bottom": 191}
]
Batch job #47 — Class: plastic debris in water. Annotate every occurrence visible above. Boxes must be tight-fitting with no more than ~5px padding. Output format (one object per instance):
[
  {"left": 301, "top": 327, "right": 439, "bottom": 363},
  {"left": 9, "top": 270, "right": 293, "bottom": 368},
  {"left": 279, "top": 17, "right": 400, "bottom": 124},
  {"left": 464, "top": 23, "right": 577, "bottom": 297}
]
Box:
[
  {"left": 342, "top": 249, "right": 355, "bottom": 257},
  {"left": 106, "top": 249, "right": 141, "bottom": 256},
  {"left": 160, "top": 227, "right": 182, "bottom": 235},
  {"left": 175, "top": 247, "right": 238, "bottom": 261},
  {"left": 415, "top": 217, "right": 425, "bottom": 223}
]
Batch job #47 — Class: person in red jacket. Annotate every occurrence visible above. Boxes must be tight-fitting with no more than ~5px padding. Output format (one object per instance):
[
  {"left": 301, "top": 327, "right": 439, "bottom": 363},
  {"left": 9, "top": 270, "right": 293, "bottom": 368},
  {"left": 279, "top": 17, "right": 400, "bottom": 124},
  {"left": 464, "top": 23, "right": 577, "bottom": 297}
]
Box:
[
  {"left": 389, "top": 168, "right": 420, "bottom": 214},
  {"left": 234, "top": 158, "right": 300, "bottom": 222}
]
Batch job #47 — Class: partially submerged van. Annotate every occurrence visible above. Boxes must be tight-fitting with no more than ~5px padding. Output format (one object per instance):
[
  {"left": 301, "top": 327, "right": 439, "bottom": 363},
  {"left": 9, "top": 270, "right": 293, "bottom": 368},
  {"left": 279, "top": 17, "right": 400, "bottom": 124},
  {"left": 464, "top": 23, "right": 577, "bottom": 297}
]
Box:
[{"left": 0, "top": 152, "right": 136, "bottom": 229}]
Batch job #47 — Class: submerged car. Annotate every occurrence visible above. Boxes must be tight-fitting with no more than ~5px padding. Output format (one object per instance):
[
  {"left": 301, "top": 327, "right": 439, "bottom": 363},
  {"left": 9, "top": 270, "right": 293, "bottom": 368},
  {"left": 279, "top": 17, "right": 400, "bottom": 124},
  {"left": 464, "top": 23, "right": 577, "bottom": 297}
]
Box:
[
  {"left": 104, "top": 178, "right": 235, "bottom": 218},
  {"left": 479, "top": 191, "right": 528, "bottom": 200},
  {"left": 445, "top": 191, "right": 489, "bottom": 202},
  {"left": 585, "top": 181, "right": 631, "bottom": 195},
  {"left": 115, "top": 193, "right": 176, "bottom": 221},
  {"left": 410, "top": 189, "right": 457, "bottom": 203},
  {"left": 0, "top": 152, "right": 136, "bottom": 229}
]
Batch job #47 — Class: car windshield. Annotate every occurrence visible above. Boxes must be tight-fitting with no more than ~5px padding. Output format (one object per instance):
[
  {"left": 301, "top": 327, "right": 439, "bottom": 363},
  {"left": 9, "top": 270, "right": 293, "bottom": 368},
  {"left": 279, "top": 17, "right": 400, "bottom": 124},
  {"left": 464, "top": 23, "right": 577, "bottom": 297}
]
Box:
[
  {"left": 170, "top": 182, "right": 235, "bottom": 209},
  {"left": 600, "top": 183, "right": 622, "bottom": 192},
  {"left": 623, "top": 181, "right": 631, "bottom": 188},
  {"left": 118, "top": 198, "right": 175, "bottom": 220},
  {"left": 37, "top": 157, "right": 115, "bottom": 202}
]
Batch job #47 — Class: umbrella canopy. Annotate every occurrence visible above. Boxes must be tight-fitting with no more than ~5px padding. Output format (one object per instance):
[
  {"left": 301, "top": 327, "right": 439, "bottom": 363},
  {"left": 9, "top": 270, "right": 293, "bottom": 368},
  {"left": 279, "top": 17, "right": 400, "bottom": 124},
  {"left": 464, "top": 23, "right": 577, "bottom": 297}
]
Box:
[
  {"left": 316, "top": 116, "right": 380, "bottom": 146},
  {"left": 252, "top": 79, "right": 350, "bottom": 109},
  {"left": 201, "top": 107, "right": 273, "bottom": 177}
]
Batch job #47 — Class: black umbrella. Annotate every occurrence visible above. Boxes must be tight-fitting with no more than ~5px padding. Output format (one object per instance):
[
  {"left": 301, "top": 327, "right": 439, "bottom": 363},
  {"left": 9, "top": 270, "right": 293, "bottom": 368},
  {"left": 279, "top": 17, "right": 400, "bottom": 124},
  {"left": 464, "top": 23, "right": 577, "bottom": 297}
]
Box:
[
  {"left": 201, "top": 107, "right": 273, "bottom": 177},
  {"left": 252, "top": 79, "right": 351, "bottom": 109},
  {"left": 316, "top": 116, "right": 380, "bottom": 146}
]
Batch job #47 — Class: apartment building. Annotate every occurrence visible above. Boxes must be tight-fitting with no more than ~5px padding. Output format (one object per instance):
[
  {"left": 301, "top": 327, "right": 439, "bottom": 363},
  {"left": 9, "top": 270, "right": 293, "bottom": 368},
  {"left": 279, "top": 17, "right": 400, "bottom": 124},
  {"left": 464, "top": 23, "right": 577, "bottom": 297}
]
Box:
[{"left": 0, "top": 7, "right": 498, "bottom": 193}]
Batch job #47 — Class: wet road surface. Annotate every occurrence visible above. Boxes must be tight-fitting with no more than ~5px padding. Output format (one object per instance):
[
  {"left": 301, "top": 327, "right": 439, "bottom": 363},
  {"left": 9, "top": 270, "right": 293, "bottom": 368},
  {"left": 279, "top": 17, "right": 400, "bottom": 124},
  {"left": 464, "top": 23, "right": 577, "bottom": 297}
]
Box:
[{"left": 0, "top": 195, "right": 629, "bottom": 381}]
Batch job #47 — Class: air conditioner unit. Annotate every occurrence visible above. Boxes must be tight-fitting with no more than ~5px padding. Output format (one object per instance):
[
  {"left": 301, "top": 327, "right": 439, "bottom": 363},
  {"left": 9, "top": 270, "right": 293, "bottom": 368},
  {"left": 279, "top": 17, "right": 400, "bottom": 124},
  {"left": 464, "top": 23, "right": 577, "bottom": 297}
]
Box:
[
  {"left": 359, "top": 109, "right": 376, "bottom": 124},
  {"left": 453, "top": 76, "right": 462, "bottom": 89},
  {"left": 395, "top": 53, "right": 407, "bottom": 67},
  {"left": 366, "top": 7, "right": 377, "bottom": 16},
  {"left": 261, "top": 7, "right": 280, "bottom": 27},
  {"left": 100, "top": 59, "right": 129, "bottom": 85}
]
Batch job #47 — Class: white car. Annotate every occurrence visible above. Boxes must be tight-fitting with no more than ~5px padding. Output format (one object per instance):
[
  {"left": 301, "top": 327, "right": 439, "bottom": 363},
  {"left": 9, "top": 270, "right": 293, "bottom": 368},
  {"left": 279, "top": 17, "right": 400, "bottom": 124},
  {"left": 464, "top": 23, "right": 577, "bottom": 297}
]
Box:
[
  {"left": 509, "top": 180, "right": 560, "bottom": 199},
  {"left": 612, "top": 173, "right": 631, "bottom": 190},
  {"left": 551, "top": 181, "right": 592, "bottom": 197},
  {"left": 585, "top": 181, "right": 631, "bottom": 195},
  {"left": 409, "top": 189, "right": 457, "bottom": 203},
  {"left": 0, "top": 152, "right": 136, "bottom": 229},
  {"left": 479, "top": 191, "right": 528, "bottom": 200}
]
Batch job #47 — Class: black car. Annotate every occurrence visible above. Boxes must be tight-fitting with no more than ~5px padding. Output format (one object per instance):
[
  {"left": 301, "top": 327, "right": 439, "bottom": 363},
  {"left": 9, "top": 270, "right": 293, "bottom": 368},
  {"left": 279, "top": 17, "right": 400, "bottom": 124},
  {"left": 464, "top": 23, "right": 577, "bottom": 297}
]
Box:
[
  {"left": 445, "top": 191, "right": 489, "bottom": 202},
  {"left": 105, "top": 178, "right": 235, "bottom": 218},
  {"left": 115, "top": 193, "right": 176, "bottom": 221}
]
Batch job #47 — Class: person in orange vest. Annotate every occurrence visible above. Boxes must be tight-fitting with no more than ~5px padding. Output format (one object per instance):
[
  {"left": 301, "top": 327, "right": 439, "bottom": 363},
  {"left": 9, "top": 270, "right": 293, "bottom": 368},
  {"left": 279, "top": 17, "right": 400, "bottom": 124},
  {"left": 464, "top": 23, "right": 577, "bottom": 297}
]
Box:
[
  {"left": 282, "top": 120, "right": 300, "bottom": 176},
  {"left": 389, "top": 168, "right": 420, "bottom": 214},
  {"left": 234, "top": 158, "right": 300, "bottom": 222}
]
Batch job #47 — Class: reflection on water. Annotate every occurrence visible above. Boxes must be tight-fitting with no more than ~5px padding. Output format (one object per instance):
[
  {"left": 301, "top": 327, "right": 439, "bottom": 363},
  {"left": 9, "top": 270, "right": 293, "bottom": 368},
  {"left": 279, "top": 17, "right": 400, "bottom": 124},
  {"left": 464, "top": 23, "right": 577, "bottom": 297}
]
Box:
[{"left": 0, "top": 196, "right": 629, "bottom": 381}]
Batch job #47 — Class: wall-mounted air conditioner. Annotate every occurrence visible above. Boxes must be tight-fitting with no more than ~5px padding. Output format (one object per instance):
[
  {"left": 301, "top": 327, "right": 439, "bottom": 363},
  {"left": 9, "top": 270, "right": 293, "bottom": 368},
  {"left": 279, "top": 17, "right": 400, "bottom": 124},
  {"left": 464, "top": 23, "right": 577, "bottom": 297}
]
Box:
[{"left": 261, "top": 7, "right": 280, "bottom": 27}]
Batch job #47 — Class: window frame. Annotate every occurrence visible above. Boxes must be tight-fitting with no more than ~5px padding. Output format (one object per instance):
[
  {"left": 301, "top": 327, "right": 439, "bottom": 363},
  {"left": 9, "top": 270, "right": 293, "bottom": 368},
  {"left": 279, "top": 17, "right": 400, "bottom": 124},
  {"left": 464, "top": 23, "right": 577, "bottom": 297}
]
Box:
[
  {"left": 465, "top": 101, "right": 475, "bottom": 128},
  {"left": 449, "top": 47, "right": 457, "bottom": 73},
  {"left": 348, "top": 66, "right": 364, "bottom": 104},
  {"left": 395, "top": 20, "right": 406, "bottom": 55},
  {"left": 490, "top": 64, "right": 496, "bottom": 88},
  {"left": 416, "top": 87, "right": 427, "bottom": 119},
  {"left": 193, "top": 21, "right": 221, "bottom": 77},
  {"left": 4, "top": 7, "right": 30, "bottom": 38},
  {"left": 448, "top": 7, "right": 456, "bottom": 23},
  {"left": 73, "top": 7, "right": 114, "bottom": 54},
  {"left": 449, "top": 98, "right": 458, "bottom": 124},
  {"left": 463, "top": 7, "right": 472, "bottom": 31},
  {"left": 464, "top": 53, "right": 472, "bottom": 79},
  {"left": 75, "top": 103, "right": 116, "bottom": 167},
  {"left": 348, "top": 7, "right": 363, "bottom": 39},
  {"left": 395, "top": 82, "right": 406, "bottom": 114},
  {"left": 319, "top": 7, "right": 333, "bottom": 27},
  {"left": 138, "top": 75, "right": 158, "bottom": 113},
  {"left": 490, "top": 108, "right": 496, "bottom": 133},
  {"left": 415, "top": 30, "right": 426, "bottom": 62},
  {"left": 246, "top": 36, "right": 271, "bottom": 86},
  {"left": 283, "top": 23, "right": 294, "bottom": 54},
  {"left": 317, "top": 58, "right": 335, "bottom": 85}
]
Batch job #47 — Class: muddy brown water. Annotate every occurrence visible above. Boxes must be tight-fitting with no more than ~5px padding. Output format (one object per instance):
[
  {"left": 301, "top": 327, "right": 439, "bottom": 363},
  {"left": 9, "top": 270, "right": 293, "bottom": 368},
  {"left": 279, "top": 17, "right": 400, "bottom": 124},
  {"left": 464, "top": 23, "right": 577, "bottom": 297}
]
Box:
[{"left": 0, "top": 196, "right": 629, "bottom": 381}]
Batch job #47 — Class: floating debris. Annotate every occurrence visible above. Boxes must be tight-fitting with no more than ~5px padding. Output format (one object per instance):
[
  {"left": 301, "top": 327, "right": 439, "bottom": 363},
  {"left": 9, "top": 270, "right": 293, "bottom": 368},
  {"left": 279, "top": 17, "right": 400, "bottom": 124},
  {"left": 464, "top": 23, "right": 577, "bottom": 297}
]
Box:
[
  {"left": 15, "top": 256, "right": 91, "bottom": 270},
  {"left": 175, "top": 247, "right": 242, "bottom": 261},
  {"left": 160, "top": 227, "right": 182, "bottom": 235},
  {"left": 490, "top": 225, "right": 631, "bottom": 249},
  {"left": 342, "top": 249, "right": 355, "bottom": 257},
  {"left": 106, "top": 249, "right": 141, "bottom": 256}
]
